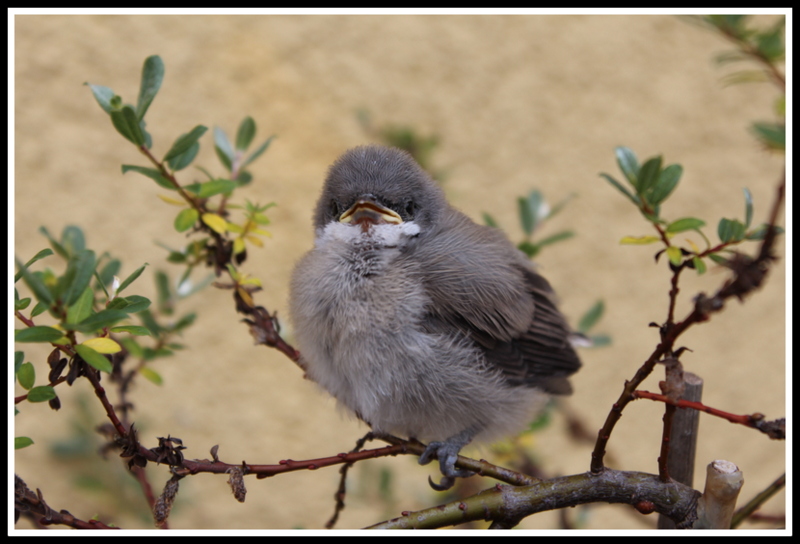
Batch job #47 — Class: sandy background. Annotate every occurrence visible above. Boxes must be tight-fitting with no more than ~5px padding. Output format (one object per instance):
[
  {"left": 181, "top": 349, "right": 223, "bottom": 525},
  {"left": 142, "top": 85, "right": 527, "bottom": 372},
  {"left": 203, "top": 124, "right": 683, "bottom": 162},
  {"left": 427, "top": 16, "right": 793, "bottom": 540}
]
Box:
[{"left": 13, "top": 13, "right": 786, "bottom": 531}]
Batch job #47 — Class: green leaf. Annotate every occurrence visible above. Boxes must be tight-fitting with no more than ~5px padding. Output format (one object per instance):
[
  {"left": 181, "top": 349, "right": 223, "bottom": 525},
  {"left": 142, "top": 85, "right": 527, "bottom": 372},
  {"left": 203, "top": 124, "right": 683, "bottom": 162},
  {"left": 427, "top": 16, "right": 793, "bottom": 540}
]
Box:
[
  {"left": 236, "top": 116, "right": 256, "bottom": 150},
  {"left": 84, "top": 83, "right": 117, "bottom": 114},
  {"left": 136, "top": 55, "right": 164, "bottom": 120},
  {"left": 743, "top": 188, "right": 754, "bottom": 228},
  {"left": 110, "top": 105, "right": 146, "bottom": 146},
  {"left": 756, "top": 28, "right": 784, "bottom": 61},
  {"left": 164, "top": 125, "right": 208, "bottom": 162},
  {"left": 15, "top": 437, "right": 34, "bottom": 450},
  {"left": 61, "top": 225, "right": 86, "bottom": 257},
  {"left": 117, "top": 263, "right": 149, "bottom": 295},
  {"left": 15, "top": 351, "right": 24, "bottom": 372},
  {"left": 173, "top": 312, "right": 197, "bottom": 332},
  {"left": 175, "top": 208, "right": 199, "bottom": 232},
  {"left": 120, "top": 295, "right": 151, "bottom": 314},
  {"left": 536, "top": 230, "right": 575, "bottom": 247},
  {"left": 600, "top": 173, "right": 639, "bottom": 206},
  {"left": 66, "top": 287, "right": 95, "bottom": 325},
  {"left": 717, "top": 218, "right": 733, "bottom": 243},
  {"left": 751, "top": 122, "right": 785, "bottom": 151},
  {"left": 517, "top": 196, "right": 535, "bottom": 236},
  {"left": 240, "top": 135, "right": 275, "bottom": 169},
  {"left": 745, "top": 224, "right": 784, "bottom": 241},
  {"left": 15, "top": 326, "right": 65, "bottom": 344},
  {"left": 666, "top": 217, "right": 706, "bottom": 234},
  {"left": 588, "top": 335, "right": 611, "bottom": 347},
  {"left": 718, "top": 218, "right": 746, "bottom": 243},
  {"left": 482, "top": 212, "right": 499, "bottom": 228},
  {"left": 110, "top": 325, "right": 152, "bottom": 336},
  {"left": 137, "top": 309, "right": 162, "bottom": 336},
  {"left": 637, "top": 156, "right": 662, "bottom": 196},
  {"left": 96, "top": 258, "right": 122, "bottom": 292},
  {"left": 17, "top": 362, "right": 36, "bottom": 390},
  {"left": 649, "top": 164, "right": 682, "bottom": 205},
  {"left": 14, "top": 249, "right": 54, "bottom": 283},
  {"left": 578, "top": 300, "right": 604, "bottom": 334},
  {"left": 15, "top": 295, "right": 31, "bottom": 311},
  {"left": 708, "top": 253, "right": 730, "bottom": 266},
  {"left": 167, "top": 141, "right": 200, "bottom": 171},
  {"left": 155, "top": 270, "right": 173, "bottom": 314},
  {"left": 236, "top": 171, "right": 253, "bottom": 186},
  {"left": 27, "top": 386, "right": 57, "bottom": 403},
  {"left": 120, "top": 337, "right": 144, "bottom": 358},
  {"left": 106, "top": 297, "right": 130, "bottom": 310},
  {"left": 60, "top": 249, "right": 97, "bottom": 307},
  {"left": 15, "top": 258, "right": 54, "bottom": 306},
  {"left": 214, "top": 126, "right": 234, "bottom": 171},
  {"left": 713, "top": 50, "right": 747, "bottom": 65},
  {"left": 31, "top": 301, "right": 49, "bottom": 318},
  {"left": 721, "top": 70, "right": 770, "bottom": 87},
  {"left": 139, "top": 366, "right": 163, "bottom": 385},
  {"left": 121, "top": 165, "right": 176, "bottom": 190},
  {"left": 692, "top": 256, "right": 707, "bottom": 275},
  {"left": 185, "top": 179, "right": 238, "bottom": 199},
  {"left": 517, "top": 240, "right": 539, "bottom": 258},
  {"left": 74, "top": 344, "right": 113, "bottom": 373},
  {"left": 547, "top": 193, "right": 576, "bottom": 219},
  {"left": 615, "top": 146, "right": 639, "bottom": 186},
  {"left": 71, "top": 309, "right": 130, "bottom": 333},
  {"left": 38, "top": 226, "right": 68, "bottom": 258}
]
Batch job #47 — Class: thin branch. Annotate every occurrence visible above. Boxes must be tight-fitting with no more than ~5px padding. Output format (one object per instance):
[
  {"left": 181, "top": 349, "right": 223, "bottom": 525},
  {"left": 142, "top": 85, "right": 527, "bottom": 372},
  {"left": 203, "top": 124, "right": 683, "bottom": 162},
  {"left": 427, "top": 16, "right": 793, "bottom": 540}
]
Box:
[
  {"left": 633, "top": 390, "right": 785, "bottom": 440},
  {"left": 731, "top": 473, "right": 786, "bottom": 528},
  {"left": 14, "top": 475, "right": 120, "bottom": 530}
]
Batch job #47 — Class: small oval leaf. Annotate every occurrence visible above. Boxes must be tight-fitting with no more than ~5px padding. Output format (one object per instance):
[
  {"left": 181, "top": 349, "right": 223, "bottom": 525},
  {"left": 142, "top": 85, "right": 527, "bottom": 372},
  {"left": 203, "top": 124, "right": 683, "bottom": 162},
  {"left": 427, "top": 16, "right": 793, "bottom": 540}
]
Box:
[
  {"left": 666, "top": 246, "right": 683, "bottom": 266},
  {"left": 620, "top": 235, "right": 661, "bottom": 245},
  {"left": 82, "top": 337, "right": 122, "bottom": 354},
  {"left": 175, "top": 208, "right": 199, "bottom": 232},
  {"left": 27, "top": 386, "right": 57, "bottom": 403},
  {"left": 666, "top": 217, "right": 706, "bottom": 234},
  {"left": 17, "top": 362, "right": 35, "bottom": 390},
  {"left": 110, "top": 325, "right": 152, "bottom": 336},
  {"left": 15, "top": 326, "right": 65, "bottom": 343},
  {"left": 236, "top": 116, "right": 256, "bottom": 151},
  {"left": 15, "top": 437, "right": 34, "bottom": 450},
  {"left": 72, "top": 309, "right": 130, "bottom": 333},
  {"left": 164, "top": 125, "right": 208, "bottom": 162},
  {"left": 201, "top": 213, "right": 228, "bottom": 234},
  {"left": 74, "top": 344, "right": 113, "bottom": 373}
]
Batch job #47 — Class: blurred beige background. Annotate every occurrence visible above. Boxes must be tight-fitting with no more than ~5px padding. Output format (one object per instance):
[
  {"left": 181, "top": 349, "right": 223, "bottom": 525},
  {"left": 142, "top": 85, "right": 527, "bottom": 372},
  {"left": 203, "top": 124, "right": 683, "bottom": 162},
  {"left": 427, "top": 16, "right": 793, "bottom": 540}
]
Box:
[{"left": 13, "top": 13, "right": 786, "bottom": 531}]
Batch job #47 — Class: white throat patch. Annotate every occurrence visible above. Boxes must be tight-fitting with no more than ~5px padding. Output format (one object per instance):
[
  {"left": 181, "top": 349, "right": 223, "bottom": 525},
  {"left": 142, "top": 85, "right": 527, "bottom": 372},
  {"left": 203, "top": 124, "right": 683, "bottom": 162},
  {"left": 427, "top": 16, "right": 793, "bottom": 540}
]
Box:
[{"left": 315, "top": 221, "right": 421, "bottom": 249}]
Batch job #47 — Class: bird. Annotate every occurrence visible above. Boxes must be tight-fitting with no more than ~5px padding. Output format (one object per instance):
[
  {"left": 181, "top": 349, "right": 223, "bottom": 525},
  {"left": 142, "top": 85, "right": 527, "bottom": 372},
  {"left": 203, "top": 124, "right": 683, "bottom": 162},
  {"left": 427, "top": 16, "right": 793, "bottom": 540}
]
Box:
[{"left": 289, "top": 145, "right": 582, "bottom": 490}]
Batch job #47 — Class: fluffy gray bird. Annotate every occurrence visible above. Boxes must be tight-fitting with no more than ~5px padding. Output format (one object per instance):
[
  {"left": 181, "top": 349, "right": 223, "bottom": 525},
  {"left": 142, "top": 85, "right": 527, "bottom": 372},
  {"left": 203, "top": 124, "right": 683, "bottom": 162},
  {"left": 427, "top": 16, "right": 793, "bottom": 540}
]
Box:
[{"left": 290, "top": 145, "right": 581, "bottom": 489}]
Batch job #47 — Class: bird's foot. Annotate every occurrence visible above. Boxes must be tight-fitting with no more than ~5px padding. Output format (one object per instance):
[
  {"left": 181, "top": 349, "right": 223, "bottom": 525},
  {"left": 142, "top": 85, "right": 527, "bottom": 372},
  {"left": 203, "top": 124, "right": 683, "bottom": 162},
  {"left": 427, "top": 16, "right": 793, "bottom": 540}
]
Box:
[{"left": 418, "top": 432, "right": 476, "bottom": 491}]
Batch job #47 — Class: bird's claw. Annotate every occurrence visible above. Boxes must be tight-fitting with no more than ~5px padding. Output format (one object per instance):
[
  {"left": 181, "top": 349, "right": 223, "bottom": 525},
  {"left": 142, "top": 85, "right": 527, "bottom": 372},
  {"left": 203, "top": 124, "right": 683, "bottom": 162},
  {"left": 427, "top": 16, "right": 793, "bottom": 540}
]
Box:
[{"left": 419, "top": 440, "right": 475, "bottom": 490}]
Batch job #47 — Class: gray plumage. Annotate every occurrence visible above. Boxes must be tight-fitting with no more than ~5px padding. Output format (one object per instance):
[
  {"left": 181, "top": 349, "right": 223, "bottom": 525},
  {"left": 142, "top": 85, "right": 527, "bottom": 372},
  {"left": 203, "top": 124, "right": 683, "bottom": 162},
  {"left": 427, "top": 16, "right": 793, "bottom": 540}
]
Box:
[{"left": 289, "top": 145, "right": 581, "bottom": 488}]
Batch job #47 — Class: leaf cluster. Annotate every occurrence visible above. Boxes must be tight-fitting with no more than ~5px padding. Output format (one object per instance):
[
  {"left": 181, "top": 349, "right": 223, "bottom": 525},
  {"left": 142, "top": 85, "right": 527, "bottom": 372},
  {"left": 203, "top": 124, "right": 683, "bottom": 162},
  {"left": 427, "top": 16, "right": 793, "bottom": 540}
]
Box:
[
  {"left": 86, "top": 56, "right": 276, "bottom": 285},
  {"left": 687, "top": 15, "right": 785, "bottom": 152},
  {"left": 13, "top": 226, "right": 198, "bottom": 449},
  {"left": 601, "top": 146, "right": 781, "bottom": 272}
]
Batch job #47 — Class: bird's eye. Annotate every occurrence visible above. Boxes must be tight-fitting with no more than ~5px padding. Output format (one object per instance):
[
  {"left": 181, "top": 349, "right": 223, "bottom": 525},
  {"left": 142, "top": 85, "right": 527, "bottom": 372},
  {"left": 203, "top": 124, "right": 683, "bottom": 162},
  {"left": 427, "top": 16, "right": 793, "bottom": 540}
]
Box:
[
  {"left": 404, "top": 200, "right": 416, "bottom": 219},
  {"left": 329, "top": 199, "right": 340, "bottom": 218}
]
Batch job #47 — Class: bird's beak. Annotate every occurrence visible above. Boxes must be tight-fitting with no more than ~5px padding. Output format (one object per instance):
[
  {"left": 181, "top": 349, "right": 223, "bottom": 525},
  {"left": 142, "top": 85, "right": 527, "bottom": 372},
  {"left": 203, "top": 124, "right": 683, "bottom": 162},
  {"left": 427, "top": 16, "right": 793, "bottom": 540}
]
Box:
[{"left": 339, "top": 198, "right": 402, "bottom": 226}]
